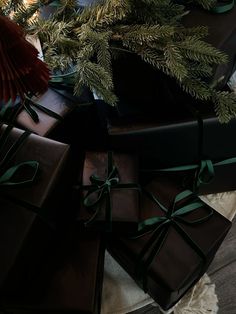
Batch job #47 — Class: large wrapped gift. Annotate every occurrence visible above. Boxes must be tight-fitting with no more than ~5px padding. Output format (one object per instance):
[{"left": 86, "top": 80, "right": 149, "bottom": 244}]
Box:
[
  {"left": 0, "top": 124, "right": 70, "bottom": 223},
  {"left": 1, "top": 228, "right": 105, "bottom": 314},
  {"left": 107, "top": 101, "right": 236, "bottom": 194},
  {"left": 141, "top": 155, "right": 236, "bottom": 195},
  {"left": 77, "top": 151, "right": 140, "bottom": 232},
  {"left": 107, "top": 178, "right": 232, "bottom": 311}
]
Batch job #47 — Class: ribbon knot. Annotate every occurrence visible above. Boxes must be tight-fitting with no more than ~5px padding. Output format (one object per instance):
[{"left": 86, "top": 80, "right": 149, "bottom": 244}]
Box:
[
  {"left": 196, "top": 159, "right": 215, "bottom": 186},
  {"left": 81, "top": 151, "right": 140, "bottom": 231},
  {"left": 133, "top": 189, "right": 213, "bottom": 291}
]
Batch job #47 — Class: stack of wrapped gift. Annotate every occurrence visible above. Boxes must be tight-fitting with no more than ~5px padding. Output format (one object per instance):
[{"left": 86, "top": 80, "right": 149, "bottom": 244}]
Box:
[
  {"left": 1, "top": 5, "right": 236, "bottom": 313},
  {"left": 76, "top": 150, "right": 232, "bottom": 311},
  {"left": 0, "top": 99, "right": 233, "bottom": 313}
]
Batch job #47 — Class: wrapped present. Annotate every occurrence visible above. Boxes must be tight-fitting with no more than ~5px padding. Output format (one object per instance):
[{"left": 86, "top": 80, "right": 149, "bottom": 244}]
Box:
[
  {"left": 1, "top": 228, "right": 105, "bottom": 314},
  {"left": 108, "top": 105, "right": 236, "bottom": 167},
  {"left": 107, "top": 93, "right": 236, "bottom": 193},
  {"left": 142, "top": 155, "right": 236, "bottom": 195},
  {"left": 15, "top": 88, "right": 76, "bottom": 137},
  {"left": 0, "top": 124, "right": 70, "bottom": 223},
  {"left": 77, "top": 151, "right": 140, "bottom": 232},
  {"left": 0, "top": 198, "right": 56, "bottom": 299},
  {"left": 107, "top": 178, "right": 232, "bottom": 310}
]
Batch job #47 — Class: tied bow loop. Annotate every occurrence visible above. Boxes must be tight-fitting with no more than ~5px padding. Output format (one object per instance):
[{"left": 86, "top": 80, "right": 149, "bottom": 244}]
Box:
[
  {"left": 83, "top": 165, "right": 120, "bottom": 209},
  {"left": 0, "top": 125, "right": 39, "bottom": 188}
]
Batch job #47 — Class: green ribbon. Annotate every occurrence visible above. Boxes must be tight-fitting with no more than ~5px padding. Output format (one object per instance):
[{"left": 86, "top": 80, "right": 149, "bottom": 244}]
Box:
[
  {"left": 133, "top": 189, "right": 212, "bottom": 291},
  {"left": 0, "top": 161, "right": 39, "bottom": 186},
  {"left": 147, "top": 156, "right": 236, "bottom": 192},
  {"left": 211, "top": 0, "right": 234, "bottom": 13},
  {"left": 23, "top": 96, "right": 63, "bottom": 123},
  {"left": 0, "top": 125, "right": 39, "bottom": 187},
  {"left": 82, "top": 151, "right": 140, "bottom": 231}
]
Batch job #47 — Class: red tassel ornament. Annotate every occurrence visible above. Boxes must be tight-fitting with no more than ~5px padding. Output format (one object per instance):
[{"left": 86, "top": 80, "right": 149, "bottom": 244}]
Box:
[{"left": 0, "top": 16, "right": 50, "bottom": 103}]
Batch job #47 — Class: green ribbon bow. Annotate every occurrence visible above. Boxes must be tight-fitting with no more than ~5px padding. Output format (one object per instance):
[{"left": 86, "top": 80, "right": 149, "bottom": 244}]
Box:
[
  {"left": 0, "top": 125, "right": 39, "bottom": 187},
  {"left": 133, "top": 189, "right": 212, "bottom": 291},
  {"left": 82, "top": 151, "right": 140, "bottom": 231}
]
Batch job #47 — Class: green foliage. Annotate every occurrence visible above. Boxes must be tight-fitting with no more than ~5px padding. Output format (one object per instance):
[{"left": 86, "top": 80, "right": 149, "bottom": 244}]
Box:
[
  {"left": 213, "top": 91, "right": 236, "bottom": 123},
  {"left": 1, "top": 0, "right": 236, "bottom": 122}
]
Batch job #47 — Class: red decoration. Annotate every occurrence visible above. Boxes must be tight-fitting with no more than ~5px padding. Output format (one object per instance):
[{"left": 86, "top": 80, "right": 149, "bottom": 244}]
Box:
[{"left": 0, "top": 16, "right": 50, "bottom": 103}]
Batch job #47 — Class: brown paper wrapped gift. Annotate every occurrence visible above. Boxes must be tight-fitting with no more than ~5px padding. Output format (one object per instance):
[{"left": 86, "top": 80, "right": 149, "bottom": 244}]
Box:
[
  {"left": 0, "top": 198, "right": 56, "bottom": 301},
  {"left": 0, "top": 227, "right": 105, "bottom": 314},
  {"left": 107, "top": 177, "right": 232, "bottom": 310},
  {"left": 0, "top": 124, "right": 70, "bottom": 223},
  {"left": 16, "top": 88, "right": 76, "bottom": 137},
  {"left": 78, "top": 151, "right": 140, "bottom": 232}
]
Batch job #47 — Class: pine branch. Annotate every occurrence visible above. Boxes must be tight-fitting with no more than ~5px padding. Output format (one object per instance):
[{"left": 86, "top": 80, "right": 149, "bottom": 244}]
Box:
[
  {"left": 9, "top": 0, "right": 236, "bottom": 122},
  {"left": 180, "top": 77, "right": 212, "bottom": 100},
  {"left": 178, "top": 36, "right": 228, "bottom": 64},
  {"left": 13, "top": 0, "right": 41, "bottom": 26},
  {"left": 176, "top": 26, "right": 209, "bottom": 41},
  {"left": 187, "top": 62, "right": 213, "bottom": 77},
  {"left": 76, "top": 0, "right": 131, "bottom": 28},
  {"left": 213, "top": 91, "right": 236, "bottom": 123},
  {"left": 164, "top": 44, "right": 188, "bottom": 81},
  {"left": 117, "top": 24, "right": 175, "bottom": 45},
  {"left": 75, "top": 60, "right": 117, "bottom": 105},
  {"left": 130, "top": 0, "right": 186, "bottom": 25},
  {"left": 192, "top": 0, "right": 216, "bottom": 10}
]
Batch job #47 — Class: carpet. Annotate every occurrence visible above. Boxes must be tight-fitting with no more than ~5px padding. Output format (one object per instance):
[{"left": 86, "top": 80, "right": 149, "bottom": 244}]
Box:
[{"left": 101, "top": 191, "right": 236, "bottom": 314}]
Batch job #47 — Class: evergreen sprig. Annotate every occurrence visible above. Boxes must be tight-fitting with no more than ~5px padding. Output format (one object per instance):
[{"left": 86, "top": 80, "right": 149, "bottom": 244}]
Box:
[{"left": 1, "top": 0, "right": 236, "bottom": 122}]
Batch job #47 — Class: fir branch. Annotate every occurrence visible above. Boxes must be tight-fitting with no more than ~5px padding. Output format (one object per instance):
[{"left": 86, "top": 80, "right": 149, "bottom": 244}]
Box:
[
  {"left": 13, "top": 0, "right": 43, "bottom": 26},
  {"left": 9, "top": 0, "right": 236, "bottom": 121},
  {"left": 176, "top": 26, "right": 209, "bottom": 41},
  {"left": 164, "top": 44, "right": 188, "bottom": 81},
  {"left": 178, "top": 36, "right": 228, "bottom": 64},
  {"left": 75, "top": 60, "right": 117, "bottom": 105},
  {"left": 193, "top": 0, "right": 216, "bottom": 10},
  {"left": 130, "top": 0, "right": 186, "bottom": 25},
  {"left": 77, "top": 0, "right": 131, "bottom": 28},
  {"left": 213, "top": 91, "right": 236, "bottom": 123},
  {"left": 117, "top": 24, "right": 175, "bottom": 45},
  {"left": 31, "top": 18, "right": 74, "bottom": 45},
  {"left": 180, "top": 77, "right": 212, "bottom": 100},
  {"left": 44, "top": 47, "right": 74, "bottom": 71},
  {"left": 187, "top": 62, "right": 213, "bottom": 77}
]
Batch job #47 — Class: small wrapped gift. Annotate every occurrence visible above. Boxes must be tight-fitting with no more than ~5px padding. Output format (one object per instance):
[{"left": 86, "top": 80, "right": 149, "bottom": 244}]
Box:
[
  {"left": 78, "top": 151, "right": 140, "bottom": 232},
  {"left": 107, "top": 178, "right": 232, "bottom": 310},
  {"left": 15, "top": 88, "right": 76, "bottom": 137},
  {"left": 1, "top": 228, "right": 105, "bottom": 314},
  {"left": 0, "top": 124, "right": 70, "bottom": 223}
]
